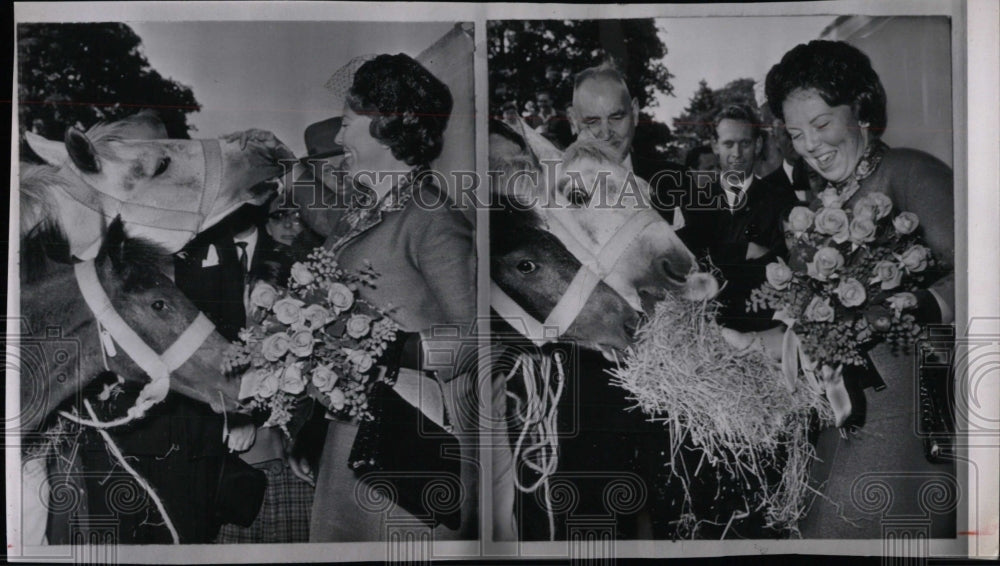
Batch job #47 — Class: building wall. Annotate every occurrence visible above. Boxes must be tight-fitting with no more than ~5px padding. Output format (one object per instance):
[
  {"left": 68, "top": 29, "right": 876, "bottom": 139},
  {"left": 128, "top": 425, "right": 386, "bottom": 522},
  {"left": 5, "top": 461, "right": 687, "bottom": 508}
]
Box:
[{"left": 822, "top": 16, "right": 954, "bottom": 168}]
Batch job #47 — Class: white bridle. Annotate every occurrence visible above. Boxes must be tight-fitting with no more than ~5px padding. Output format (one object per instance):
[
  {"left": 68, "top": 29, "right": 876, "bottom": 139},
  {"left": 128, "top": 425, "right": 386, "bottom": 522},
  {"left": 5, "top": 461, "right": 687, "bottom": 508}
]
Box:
[
  {"left": 59, "top": 139, "right": 224, "bottom": 259},
  {"left": 73, "top": 259, "right": 217, "bottom": 419},
  {"left": 491, "top": 207, "right": 662, "bottom": 345}
]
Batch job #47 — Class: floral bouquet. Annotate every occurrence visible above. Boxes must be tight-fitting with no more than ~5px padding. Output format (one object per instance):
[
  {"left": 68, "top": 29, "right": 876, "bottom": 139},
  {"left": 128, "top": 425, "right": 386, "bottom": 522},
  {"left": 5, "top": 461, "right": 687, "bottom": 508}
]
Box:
[
  {"left": 749, "top": 189, "right": 937, "bottom": 425},
  {"left": 226, "top": 247, "right": 399, "bottom": 435}
]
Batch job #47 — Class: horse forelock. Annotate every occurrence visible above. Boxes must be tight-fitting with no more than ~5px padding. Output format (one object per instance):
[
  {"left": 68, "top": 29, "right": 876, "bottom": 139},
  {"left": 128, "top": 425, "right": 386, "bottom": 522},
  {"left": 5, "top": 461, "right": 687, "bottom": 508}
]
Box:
[{"left": 101, "top": 221, "right": 172, "bottom": 290}]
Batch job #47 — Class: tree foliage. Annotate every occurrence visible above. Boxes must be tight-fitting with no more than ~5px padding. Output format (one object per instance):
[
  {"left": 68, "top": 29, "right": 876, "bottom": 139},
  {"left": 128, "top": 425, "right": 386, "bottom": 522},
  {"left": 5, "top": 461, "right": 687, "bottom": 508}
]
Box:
[
  {"left": 18, "top": 23, "right": 199, "bottom": 143},
  {"left": 488, "top": 19, "right": 675, "bottom": 159},
  {"left": 672, "top": 77, "right": 757, "bottom": 148}
]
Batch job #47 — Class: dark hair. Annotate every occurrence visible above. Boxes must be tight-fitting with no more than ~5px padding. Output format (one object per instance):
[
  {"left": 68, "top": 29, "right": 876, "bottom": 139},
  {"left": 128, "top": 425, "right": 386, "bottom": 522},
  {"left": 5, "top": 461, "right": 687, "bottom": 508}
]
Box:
[
  {"left": 684, "top": 145, "right": 715, "bottom": 170},
  {"left": 765, "top": 40, "right": 887, "bottom": 136},
  {"left": 711, "top": 103, "right": 764, "bottom": 141},
  {"left": 347, "top": 53, "right": 453, "bottom": 167}
]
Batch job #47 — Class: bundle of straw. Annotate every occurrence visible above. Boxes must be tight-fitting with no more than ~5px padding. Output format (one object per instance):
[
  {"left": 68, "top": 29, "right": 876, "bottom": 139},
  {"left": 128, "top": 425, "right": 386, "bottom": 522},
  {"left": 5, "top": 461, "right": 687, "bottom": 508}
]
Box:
[{"left": 609, "top": 294, "right": 835, "bottom": 536}]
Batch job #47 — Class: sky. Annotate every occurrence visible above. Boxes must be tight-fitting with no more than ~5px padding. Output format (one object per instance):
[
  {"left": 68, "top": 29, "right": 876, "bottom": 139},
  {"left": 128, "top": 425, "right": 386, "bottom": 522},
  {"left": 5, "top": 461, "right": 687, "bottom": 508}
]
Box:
[
  {"left": 130, "top": 21, "right": 456, "bottom": 156},
  {"left": 127, "top": 17, "right": 833, "bottom": 154},
  {"left": 651, "top": 16, "right": 834, "bottom": 126}
]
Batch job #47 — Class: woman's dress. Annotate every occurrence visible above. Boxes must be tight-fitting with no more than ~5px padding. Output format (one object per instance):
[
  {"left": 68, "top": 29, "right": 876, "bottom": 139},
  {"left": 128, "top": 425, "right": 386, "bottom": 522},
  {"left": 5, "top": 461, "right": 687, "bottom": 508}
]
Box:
[
  {"left": 292, "top": 167, "right": 478, "bottom": 541},
  {"left": 799, "top": 146, "right": 958, "bottom": 538}
]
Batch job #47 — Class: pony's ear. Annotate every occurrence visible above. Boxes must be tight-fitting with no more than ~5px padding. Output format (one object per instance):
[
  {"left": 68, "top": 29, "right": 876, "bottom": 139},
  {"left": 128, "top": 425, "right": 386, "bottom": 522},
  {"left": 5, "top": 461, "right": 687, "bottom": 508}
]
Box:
[
  {"left": 24, "top": 131, "right": 69, "bottom": 166},
  {"left": 100, "top": 216, "right": 129, "bottom": 272},
  {"left": 65, "top": 128, "right": 101, "bottom": 173}
]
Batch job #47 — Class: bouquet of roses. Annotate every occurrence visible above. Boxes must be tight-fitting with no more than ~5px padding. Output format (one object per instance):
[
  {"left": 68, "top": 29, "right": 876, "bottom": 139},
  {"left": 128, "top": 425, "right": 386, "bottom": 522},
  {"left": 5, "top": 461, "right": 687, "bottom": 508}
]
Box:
[
  {"left": 749, "top": 189, "right": 937, "bottom": 424},
  {"left": 226, "top": 247, "right": 399, "bottom": 434}
]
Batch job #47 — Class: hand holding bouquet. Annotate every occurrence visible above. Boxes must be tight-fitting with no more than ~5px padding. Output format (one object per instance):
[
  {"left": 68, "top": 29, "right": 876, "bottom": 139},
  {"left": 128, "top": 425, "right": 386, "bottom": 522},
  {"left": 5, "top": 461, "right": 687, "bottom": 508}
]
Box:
[
  {"left": 225, "top": 247, "right": 399, "bottom": 435},
  {"left": 750, "top": 190, "right": 937, "bottom": 425}
]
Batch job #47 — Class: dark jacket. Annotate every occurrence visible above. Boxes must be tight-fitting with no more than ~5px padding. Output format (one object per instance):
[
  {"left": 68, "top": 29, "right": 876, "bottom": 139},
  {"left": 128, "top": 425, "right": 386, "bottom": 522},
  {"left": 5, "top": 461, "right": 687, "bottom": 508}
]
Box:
[
  {"left": 762, "top": 159, "right": 812, "bottom": 205},
  {"left": 681, "top": 176, "right": 797, "bottom": 331}
]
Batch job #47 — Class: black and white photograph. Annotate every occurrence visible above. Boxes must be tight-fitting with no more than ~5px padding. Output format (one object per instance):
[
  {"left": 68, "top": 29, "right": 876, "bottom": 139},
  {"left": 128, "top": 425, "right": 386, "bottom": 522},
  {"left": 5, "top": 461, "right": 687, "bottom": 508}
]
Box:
[
  {"left": 4, "top": 1, "right": 998, "bottom": 564},
  {"left": 487, "top": 12, "right": 968, "bottom": 545},
  {"left": 9, "top": 11, "right": 479, "bottom": 556}
]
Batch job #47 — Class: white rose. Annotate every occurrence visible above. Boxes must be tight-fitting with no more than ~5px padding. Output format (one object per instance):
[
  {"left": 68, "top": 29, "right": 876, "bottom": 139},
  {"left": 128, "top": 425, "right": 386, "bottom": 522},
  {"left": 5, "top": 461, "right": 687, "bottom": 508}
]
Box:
[
  {"left": 273, "top": 297, "right": 305, "bottom": 326},
  {"left": 327, "top": 388, "right": 346, "bottom": 411},
  {"left": 893, "top": 212, "right": 920, "bottom": 235},
  {"left": 260, "top": 332, "right": 291, "bottom": 362},
  {"left": 327, "top": 282, "right": 355, "bottom": 313},
  {"left": 257, "top": 371, "right": 280, "bottom": 399},
  {"left": 345, "top": 314, "right": 373, "bottom": 338},
  {"left": 301, "top": 304, "right": 331, "bottom": 329},
  {"left": 288, "top": 329, "right": 315, "bottom": 358},
  {"left": 280, "top": 363, "right": 305, "bottom": 395},
  {"left": 290, "top": 262, "right": 315, "bottom": 286},
  {"left": 765, "top": 260, "right": 794, "bottom": 290},
  {"left": 311, "top": 364, "right": 340, "bottom": 392},
  {"left": 344, "top": 348, "right": 375, "bottom": 374},
  {"left": 249, "top": 282, "right": 279, "bottom": 310}
]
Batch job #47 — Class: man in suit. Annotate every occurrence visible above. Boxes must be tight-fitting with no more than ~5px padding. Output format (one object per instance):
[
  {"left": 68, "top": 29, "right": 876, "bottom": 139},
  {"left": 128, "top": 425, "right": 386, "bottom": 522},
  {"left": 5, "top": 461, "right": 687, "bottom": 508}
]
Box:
[
  {"left": 684, "top": 104, "right": 798, "bottom": 332},
  {"left": 762, "top": 119, "right": 814, "bottom": 204},
  {"left": 527, "top": 90, "right": 574, "bottom": 149},
  {"left": 568, "top": 60, "right": 690, "bottom": 235}
]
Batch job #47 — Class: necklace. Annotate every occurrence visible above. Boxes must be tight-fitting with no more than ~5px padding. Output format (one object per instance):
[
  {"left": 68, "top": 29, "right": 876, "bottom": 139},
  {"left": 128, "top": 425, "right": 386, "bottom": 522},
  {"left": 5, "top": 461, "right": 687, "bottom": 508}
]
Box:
[{"left": 825, "top": 140, "right": 888, "bottom": 206}]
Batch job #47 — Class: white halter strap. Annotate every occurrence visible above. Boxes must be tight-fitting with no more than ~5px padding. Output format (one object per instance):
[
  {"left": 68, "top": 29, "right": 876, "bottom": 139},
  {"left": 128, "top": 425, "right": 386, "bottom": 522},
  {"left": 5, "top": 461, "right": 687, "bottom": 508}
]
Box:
[
  {"left": 73, "top": 259, "right": 217, "bottom": 411},
  {"left": 493, "top": 208, "right": 662, "bottom": 344},
  {"left": 58, "top": 139, "right": 224, "bottom": 240}
]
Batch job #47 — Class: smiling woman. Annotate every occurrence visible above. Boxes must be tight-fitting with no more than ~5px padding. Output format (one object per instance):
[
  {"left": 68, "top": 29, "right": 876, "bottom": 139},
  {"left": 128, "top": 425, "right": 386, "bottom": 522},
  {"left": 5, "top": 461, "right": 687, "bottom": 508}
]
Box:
[{"left": 765, "top": 39, "right": 957, "bottom": 539}]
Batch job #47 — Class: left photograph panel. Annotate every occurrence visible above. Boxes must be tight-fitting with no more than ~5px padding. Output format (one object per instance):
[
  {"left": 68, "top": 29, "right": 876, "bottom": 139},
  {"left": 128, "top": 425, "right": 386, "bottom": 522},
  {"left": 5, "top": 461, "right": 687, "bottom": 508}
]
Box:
[{"left": 11, "top": 19, "right": 478, "bottom": 549}]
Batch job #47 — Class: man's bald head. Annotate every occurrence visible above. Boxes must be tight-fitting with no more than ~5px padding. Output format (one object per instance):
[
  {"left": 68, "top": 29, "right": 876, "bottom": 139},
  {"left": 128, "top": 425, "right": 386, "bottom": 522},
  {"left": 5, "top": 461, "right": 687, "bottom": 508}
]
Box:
[{"left": 570, "top": 61, "right": 639, "bottom": 163}]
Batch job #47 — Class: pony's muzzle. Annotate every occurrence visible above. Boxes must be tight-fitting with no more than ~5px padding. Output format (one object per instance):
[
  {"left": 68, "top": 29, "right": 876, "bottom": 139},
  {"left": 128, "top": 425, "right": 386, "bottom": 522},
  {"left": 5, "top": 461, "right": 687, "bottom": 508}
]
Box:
[{"left": 655, "top": 249, "right": 698, "bottom": 288}]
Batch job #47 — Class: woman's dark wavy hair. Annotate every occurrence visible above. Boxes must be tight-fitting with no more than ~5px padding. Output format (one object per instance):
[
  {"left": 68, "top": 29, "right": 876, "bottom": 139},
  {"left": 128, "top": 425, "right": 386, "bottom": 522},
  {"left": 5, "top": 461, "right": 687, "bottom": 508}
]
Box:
[
  {"left": 765, "top": 40, "right": 887, "bottom": 137},
  {"left": 347, "top": 54, "right": 453, "bottom": 167}
]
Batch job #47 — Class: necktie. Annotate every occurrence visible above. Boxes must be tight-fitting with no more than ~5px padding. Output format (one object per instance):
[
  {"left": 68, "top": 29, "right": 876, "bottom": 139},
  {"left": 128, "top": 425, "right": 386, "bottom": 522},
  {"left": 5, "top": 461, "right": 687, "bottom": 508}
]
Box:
[{"left": 235, "top": 241, "right": 249, "bottom": 278}]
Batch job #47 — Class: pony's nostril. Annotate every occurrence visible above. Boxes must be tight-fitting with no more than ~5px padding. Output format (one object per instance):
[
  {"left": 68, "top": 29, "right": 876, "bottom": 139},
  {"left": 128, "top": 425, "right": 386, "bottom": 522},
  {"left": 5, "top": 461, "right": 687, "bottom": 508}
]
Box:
[{"left": 660, "top": 257, "right": 690, "bottom": 284}]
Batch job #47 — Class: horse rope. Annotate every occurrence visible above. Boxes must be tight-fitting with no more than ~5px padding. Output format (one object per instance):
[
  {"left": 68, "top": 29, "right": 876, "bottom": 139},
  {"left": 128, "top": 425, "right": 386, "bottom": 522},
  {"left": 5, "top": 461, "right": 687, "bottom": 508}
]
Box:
[
  {"left": 507, "top": 350, "right": 566, "bottom": 541},
  {"left": 82, "top": 399, "right": 180, "bottom": 544}
]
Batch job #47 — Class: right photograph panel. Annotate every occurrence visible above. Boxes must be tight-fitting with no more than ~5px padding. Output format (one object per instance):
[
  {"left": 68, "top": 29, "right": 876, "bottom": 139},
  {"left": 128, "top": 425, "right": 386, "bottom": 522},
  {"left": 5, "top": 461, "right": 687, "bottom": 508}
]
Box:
[{"left": 487, "top": 16, "right": 957, "bottom": 542}]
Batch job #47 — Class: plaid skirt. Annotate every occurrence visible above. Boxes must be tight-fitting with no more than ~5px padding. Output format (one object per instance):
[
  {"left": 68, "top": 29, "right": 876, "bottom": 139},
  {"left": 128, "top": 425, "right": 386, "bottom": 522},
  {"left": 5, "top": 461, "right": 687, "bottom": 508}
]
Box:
[{"left": 216, "top": 458, "right": 314, "bottom": 544}]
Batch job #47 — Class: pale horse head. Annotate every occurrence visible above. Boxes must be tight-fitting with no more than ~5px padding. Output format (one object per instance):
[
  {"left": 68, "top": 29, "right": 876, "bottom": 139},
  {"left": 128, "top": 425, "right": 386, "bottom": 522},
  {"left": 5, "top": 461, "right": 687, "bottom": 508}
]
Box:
[
  {"left": 22, "top": 111, "right": 293, "bottom": 259},
  {"left": 500, "top": 121, "right": 705, "bottom": 315}
]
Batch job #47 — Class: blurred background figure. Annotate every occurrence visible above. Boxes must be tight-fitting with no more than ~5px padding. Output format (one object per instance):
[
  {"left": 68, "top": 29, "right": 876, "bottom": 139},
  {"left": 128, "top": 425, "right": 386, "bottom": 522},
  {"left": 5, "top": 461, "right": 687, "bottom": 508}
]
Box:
[
  {"left": 501, "top": 100, "right": 521, "bottom": 128},
  {"left": 526, "top": 90, "right": 574, "bottom": 149},
  {"left": 684, "top": 145, "right": 717, "bottom": 173}
]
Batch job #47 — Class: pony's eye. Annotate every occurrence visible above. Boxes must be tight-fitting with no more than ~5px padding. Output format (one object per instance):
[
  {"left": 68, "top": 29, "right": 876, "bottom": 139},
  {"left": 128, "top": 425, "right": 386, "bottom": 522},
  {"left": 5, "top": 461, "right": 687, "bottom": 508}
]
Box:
[
  {"left": 516, "top": 260, "right": 537, "bottom": 274},
  {"left": 567, "top": 189, "right": 589, "bottom": 206},
  {"left": 153, "top": 156, "right": 171, "bottom": 177},
  {"left": 151, "top": 299, "right": 166, "bottom": 311}
]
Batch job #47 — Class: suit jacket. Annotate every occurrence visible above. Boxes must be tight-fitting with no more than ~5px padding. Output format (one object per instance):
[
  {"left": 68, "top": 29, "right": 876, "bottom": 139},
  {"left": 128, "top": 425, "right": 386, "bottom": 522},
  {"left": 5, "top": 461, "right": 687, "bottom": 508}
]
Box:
[
  {"left": 762, "top": 159, "right": 812, "bottom": 205},
  {"left": 633, "top": 153, "right": 704, "bottom": 253},
  {"left": 683, "top": 176, "right": 797, "bottom": 331},
  {"left": 174, "top": 221, "right": 259, "bottom": 342}
]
